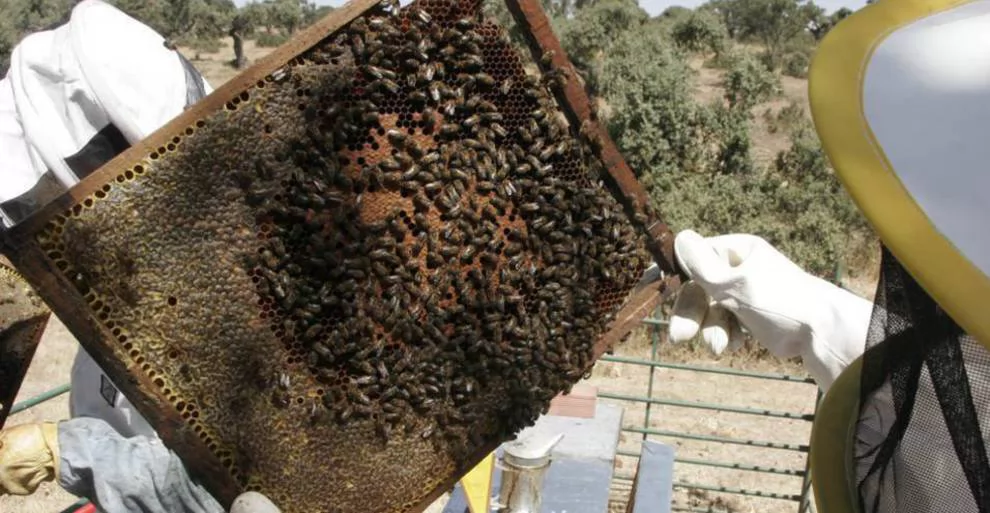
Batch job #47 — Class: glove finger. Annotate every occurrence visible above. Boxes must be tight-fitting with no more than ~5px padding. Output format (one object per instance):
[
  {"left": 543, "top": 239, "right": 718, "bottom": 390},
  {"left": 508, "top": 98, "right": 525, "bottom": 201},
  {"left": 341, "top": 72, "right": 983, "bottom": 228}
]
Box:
[
  {"left": 701, "top": 303, "right": 733, "bottom": 355},
  {"left": 668, "top": 281, "right": 709, "bottom": 343},
  {"left": 726, "top": 314, "right": 746, "bottom": 353},
  {"left": 674, "top": 230, "right": 736, "bottom": 287}
]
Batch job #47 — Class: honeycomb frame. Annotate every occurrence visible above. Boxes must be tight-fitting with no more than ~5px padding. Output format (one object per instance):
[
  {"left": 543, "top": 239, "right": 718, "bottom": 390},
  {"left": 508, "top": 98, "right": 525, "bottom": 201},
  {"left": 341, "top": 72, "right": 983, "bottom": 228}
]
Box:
[
  {"left": 0, "top": 0, "right": 681, "bottom": 510},
  {"left": 0, "top": 258, "right": 51, "bottom": 428}
]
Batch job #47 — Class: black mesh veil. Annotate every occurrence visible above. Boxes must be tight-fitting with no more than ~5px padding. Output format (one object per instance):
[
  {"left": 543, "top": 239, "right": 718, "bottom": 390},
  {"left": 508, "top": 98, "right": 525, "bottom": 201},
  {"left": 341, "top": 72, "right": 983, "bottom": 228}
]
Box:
[{"left": 854, "top": 246, "right": 990, "bottom": 512}]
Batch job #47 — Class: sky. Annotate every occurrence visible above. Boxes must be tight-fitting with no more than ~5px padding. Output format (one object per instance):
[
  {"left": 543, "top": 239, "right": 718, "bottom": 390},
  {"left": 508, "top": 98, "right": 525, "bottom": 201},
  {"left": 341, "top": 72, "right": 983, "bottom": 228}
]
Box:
[{"left": 233, "top": 0, "right": 863, "bottom": 16}]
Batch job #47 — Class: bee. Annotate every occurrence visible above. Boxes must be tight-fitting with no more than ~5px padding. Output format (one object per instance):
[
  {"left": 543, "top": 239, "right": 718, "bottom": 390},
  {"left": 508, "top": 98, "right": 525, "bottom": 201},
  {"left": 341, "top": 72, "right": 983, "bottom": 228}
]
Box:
[
  {"left": 439, "top": 124, "right": 460, "bottom": 137},
  {"left": 500, "top": 78, "right": 513, "bottom": 96},
  {"left": 409, "top": 90, "right": 428, "bottom": 103},
  {"left": 476, "top": 73, "right": 496, "bottom": 89},
  {"left": 421, "top": 150, "right": 440, "bottom": 165},
  {"left": 414, "top": 213, "right": 430, "bottom": 230},
  {"left": 413, "top": 193, "right": 431, "bottom": 211},
  {"left": 378, "top": 78, "right": 400, "bottom": 94}
]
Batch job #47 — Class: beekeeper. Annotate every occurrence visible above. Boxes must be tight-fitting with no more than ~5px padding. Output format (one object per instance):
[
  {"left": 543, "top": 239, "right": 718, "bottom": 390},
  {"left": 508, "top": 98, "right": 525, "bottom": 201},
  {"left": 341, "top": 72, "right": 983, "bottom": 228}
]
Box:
[
  {"left": 0, "top": 2, "right": 278, "bottom": 512},
  {"left": 670, "top": 1, "right": 990, "bottom": 511}
]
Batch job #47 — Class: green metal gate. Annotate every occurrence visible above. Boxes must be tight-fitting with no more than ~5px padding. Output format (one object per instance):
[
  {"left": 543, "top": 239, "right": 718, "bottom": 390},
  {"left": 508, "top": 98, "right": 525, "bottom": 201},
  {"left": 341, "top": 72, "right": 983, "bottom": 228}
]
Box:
[{"left": 595, "top": 311, "right": 822, "bottom": 513}]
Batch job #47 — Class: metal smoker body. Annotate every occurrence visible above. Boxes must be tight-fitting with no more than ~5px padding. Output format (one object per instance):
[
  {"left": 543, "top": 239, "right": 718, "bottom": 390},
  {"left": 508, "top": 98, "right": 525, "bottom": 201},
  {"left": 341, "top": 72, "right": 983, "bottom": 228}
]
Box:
[{"left": 495, "top": 433, "right": 564, "bottom": 513}]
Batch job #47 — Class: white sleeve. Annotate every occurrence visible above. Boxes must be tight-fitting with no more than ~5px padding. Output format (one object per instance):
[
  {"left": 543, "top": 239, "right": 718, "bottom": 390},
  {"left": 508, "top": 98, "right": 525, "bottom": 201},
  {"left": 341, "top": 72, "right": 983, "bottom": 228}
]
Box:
[
  {"left": 0, "top": 76, "right": 49, "bottom": 224},
  {"left": 68, "top": 0, "right": 199, "bottom": 143},
  {"left": 3, "top": 0, "right": 212, "bottom": 227}
]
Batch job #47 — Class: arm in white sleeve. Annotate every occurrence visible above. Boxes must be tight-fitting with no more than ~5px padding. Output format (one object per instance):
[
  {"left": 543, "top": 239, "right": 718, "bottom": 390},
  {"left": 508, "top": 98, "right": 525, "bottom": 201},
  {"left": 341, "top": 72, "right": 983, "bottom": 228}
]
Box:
[{"left": 668, "top": 230, "right": 874, "bottom": 391}]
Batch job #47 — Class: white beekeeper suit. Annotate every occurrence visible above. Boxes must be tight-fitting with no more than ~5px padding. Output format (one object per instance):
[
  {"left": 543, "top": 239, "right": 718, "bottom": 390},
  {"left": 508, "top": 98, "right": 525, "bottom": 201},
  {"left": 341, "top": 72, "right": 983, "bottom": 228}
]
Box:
[{"left": 0, "top": 2, "right": 278, "bottom": 512}]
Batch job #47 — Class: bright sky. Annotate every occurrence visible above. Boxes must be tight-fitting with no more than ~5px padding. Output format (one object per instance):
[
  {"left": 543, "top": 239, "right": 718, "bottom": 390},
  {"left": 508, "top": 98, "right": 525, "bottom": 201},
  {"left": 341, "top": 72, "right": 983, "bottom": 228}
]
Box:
[{"left": 233, "top": 0, "right": 862, "bottom": 16}]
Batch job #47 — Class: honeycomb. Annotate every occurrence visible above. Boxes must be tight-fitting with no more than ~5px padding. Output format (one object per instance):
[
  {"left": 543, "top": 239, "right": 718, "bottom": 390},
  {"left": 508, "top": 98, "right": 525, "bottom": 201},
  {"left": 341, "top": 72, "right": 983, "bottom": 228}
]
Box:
[
  {"left": 0, "top": 262, "right": 50, "bottom": 426},
  {"left": 22, "top": 0, "right": 652, "bottom": 510}
]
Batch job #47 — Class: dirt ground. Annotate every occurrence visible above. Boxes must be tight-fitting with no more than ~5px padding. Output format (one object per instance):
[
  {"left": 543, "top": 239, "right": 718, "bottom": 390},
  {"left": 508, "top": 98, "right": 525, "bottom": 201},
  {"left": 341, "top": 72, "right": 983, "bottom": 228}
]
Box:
[{"left": 3, "top": 39, "right": 876, "bottom": 513}]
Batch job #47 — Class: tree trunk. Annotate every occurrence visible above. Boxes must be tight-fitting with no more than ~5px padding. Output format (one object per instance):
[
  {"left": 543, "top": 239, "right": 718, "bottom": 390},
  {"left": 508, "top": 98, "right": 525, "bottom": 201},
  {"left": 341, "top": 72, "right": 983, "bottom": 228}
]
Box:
[{"left": 232, "top": 32, "right": 247, "bottom": 69}]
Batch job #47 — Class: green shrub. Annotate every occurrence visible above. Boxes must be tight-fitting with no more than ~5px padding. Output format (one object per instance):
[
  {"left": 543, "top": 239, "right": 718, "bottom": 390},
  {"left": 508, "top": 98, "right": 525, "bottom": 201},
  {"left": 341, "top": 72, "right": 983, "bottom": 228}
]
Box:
[
  {"left": 185, "top": 37, "right": 224, "bottom": 54},
  {"left": 255, "top": 31, "right": 288, "bottom": 48},
  {"left": 723, "top": 51, "right": 781, "bottom": 110},
  {"left": 599, "top": 27, "right": 724, "bottom": 177},
  {"left": 670, "top": 9, "right": 728, "bottom": 56},
  {"left": 783, "top": 51, "right": 810, "bottom": 78},
  {"left": 765, "top": 101, "right": 805, "bottom": 134},
  {"left": 558, "top": 0, "right": 648, "bottom": 92}
]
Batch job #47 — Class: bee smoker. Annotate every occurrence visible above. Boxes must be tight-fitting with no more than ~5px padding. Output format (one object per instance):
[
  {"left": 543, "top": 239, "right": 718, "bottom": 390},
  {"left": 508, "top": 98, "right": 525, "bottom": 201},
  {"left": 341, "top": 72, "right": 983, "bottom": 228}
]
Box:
[{"left": 493, "top": 433, "right": 564, "bottom": 513}]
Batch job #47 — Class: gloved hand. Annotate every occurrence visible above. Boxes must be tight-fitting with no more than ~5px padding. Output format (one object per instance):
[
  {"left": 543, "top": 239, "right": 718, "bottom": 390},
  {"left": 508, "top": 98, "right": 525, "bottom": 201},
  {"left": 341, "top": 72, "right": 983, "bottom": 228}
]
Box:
[
  {"left": 667, "top": 230, "right": 874, "bottom": 391},
  {"left": 230, "top": 491, "right": 282, "bottom": 513},
  {"left": 0, "top": 422, "right": 59, "bottom": 495}
]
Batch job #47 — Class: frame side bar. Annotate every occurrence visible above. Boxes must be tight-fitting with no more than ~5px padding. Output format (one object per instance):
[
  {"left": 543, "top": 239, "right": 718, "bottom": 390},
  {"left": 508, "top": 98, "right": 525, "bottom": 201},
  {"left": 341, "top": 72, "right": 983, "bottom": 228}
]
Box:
[{"left": 501, "top": 0, "right": 685, "bottom": 282}]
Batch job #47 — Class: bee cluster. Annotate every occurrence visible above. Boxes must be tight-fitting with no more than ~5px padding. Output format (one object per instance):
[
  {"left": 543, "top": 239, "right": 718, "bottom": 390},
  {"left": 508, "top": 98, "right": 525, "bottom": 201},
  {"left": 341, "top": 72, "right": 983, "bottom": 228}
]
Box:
[
  {"left": 28, "top": 0, "right": 652, "bottom": 507},
  {"left": 239, "top": 0, "right": 650, "bottom": 446}
]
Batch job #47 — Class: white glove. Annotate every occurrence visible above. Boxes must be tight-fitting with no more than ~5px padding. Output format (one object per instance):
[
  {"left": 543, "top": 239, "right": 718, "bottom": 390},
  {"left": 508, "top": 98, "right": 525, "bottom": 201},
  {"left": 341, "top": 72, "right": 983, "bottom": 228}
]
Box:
[
  {"left": 230, "top": 492, "right": 282, "bottom": 513},
  {"left": 667, "top": 230, "right": 874, "bottom": 391}
]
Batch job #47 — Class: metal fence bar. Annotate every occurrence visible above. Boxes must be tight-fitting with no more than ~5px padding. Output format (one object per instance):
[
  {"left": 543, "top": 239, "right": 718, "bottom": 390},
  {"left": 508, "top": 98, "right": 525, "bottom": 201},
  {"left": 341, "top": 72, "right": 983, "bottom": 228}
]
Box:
[
  {"left": 641, "top": 318, "right": 669, "bottom": 327},
  {"left": 671, "top": 507, "right": 731, "bottom": 513},
  {"left": 642, "top": 305, "right": 663, "bottom": 442},
  {"left": 622, "top": 426, "right": 810, "bottom": 452},
  {"left": 10, "top": 383, "right": 71, "bottom": 415},
  {"left": 600, "top": 391, "right": 815, "bottom": 421},
  {"left": 674, "top": 457, "right": 806, "bottom": 477},
  {"left": 600, "top": 355, "right": 817, "bottom": 384},
  {"left": 797, "top": 390, "right": 824, "bottom": 513},
  {"left": 615, "top": 474, "right": 803, "bottom": 502},
  {"left": 671, "top": 481, "right": 803, "bottom": 502},
  {"left": 616, "top": 449, "right": 806, "bottom": 477}
]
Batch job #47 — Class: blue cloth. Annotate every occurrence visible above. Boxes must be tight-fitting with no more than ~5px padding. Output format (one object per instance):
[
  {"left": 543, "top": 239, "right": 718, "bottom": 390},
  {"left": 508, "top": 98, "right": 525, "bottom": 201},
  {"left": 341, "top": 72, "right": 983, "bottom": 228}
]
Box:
[{"left": 57, "top": 417, "right": 224, "bottom": 513}]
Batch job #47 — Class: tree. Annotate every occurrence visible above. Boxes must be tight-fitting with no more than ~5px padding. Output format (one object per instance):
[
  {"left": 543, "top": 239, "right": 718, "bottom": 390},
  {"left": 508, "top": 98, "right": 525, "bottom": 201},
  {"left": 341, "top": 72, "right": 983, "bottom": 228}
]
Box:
[
  {"left": 558, "top": 0, "right": 648, "bottom": 92},
  {"left": 109, "top": 0, "right": 168, "bottom": 35},
  {"left": 704, "top": 0, "right": 819, "bottom": 68},
  {"left": 808, "top": 6, "right": 852, "bottom": 40},
  {"left": 598, "top": 26, "right": 723, "bottom": 177},
  {"left": 231, "top": 3, "right": 267, "bottom": 68},
  {"left": 267, "top": 0, "right": 306, "bottom": 35},
  {"left": 669, "top": 9, "right": 728, "bottom": 56},
  {"left": 0, "top": 4, "right": 18, "bottom": 75},
  {"left": 15, "top": 0, "right": 76, "bottom": 32}
]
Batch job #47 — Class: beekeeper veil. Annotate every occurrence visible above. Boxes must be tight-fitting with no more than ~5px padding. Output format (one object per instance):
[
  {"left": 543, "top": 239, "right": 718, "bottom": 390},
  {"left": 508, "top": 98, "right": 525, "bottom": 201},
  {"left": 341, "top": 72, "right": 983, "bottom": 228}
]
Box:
[{"left": 810, "top": 0, "right": 990, "bottom": 511}]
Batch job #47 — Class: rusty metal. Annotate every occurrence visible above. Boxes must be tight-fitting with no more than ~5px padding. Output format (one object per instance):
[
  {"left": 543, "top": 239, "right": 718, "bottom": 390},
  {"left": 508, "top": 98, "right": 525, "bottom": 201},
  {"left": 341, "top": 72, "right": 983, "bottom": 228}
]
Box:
[
  {"left": 0, "top": 0, "right": 684, "bottom": 511},
  {"left": 0, "top": 257, "right": 51, "bottom": 428}
]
